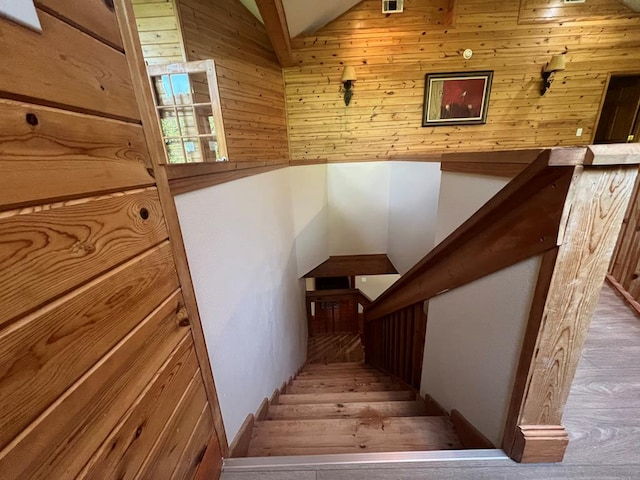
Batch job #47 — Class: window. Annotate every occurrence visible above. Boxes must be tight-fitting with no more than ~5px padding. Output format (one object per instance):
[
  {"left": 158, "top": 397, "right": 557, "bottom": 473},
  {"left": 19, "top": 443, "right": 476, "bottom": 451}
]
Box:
[{"left": 148, "top": 60, "right": 228, "bottom": 164}]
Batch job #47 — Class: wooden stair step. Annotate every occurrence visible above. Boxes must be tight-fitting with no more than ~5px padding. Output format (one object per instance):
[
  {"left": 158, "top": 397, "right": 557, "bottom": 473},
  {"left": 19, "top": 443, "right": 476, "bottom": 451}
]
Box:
[
  {"left": 266, "top": 400, "right": 427, "bottom": 420},
  {"left": 277, "top": 390, "right": 415, "bottom": 405},
  {"left": 291, "top": 376, "right": 393, "bottom": 387},
  {"left": 286, "top": 382, "right": 405, "bottom": 394},
  {"left": 247, "top": 416, "right": 462, "bottom": 457},
  {"left": 296, "top": 370, "right": 382, "bottom": 379},
  {"left": 302, "top": 362, "right": 367, "bottom": 371}
]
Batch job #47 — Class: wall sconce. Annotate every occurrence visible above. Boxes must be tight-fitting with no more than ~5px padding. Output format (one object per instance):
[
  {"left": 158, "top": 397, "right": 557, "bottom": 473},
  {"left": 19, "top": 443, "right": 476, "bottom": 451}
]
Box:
[
  {"left": 540, "top": 54, "right": 566, "bottom": 96},
  {"left": 341, "top": 66, "right": 357, "bottom": 106}
]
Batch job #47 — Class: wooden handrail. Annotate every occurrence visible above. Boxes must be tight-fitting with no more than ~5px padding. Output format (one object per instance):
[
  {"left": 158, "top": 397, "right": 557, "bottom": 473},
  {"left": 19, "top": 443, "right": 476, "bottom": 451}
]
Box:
[
  {"left": 363, "top": 144, "right": 640, "bottom": 463},
  {"left": 365, "top": 145, "right": 640, "bottom": 321}
]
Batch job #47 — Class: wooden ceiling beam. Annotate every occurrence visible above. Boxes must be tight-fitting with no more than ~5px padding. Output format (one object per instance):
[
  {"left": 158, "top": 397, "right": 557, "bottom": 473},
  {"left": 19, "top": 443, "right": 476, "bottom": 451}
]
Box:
[{"left": 255, "top": 0, "right": 295, "bottom": 67}]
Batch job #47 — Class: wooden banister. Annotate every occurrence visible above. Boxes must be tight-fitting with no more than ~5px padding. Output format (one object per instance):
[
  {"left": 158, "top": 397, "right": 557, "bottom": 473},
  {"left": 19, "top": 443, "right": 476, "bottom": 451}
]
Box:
[{"left": 363, "top": 144, "right": 640, "bottom": 463}]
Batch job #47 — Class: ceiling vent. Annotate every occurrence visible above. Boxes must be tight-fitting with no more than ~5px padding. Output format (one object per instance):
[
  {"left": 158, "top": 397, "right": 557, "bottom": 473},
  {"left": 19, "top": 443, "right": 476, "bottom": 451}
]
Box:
[{"left": 382, "top": 0, "right": 404, "bottom": 14}]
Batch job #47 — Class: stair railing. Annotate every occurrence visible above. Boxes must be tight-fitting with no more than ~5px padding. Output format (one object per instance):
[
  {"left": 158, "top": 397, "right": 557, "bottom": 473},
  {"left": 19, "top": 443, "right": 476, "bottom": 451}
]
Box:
[{"left": 363, "top": 144, "right": 640, "bottom": 463}]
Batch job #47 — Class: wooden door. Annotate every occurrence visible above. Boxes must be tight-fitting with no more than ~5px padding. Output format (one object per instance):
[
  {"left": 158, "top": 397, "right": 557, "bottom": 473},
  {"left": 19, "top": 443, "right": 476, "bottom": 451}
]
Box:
[
  {"left": 595, "top": 75, "right": 640, "bottom": 144},
  {"left": 0, "top": 1, "right": 223, "bottom": 478}
]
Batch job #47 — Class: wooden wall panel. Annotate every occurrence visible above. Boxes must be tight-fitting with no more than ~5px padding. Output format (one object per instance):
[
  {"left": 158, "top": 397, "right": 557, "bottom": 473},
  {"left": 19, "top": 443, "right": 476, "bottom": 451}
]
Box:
[
  {"left": 0, "top": 189, "right": 168, "bottom": 328},
  {"left": 0, "top": 242, "right": 178, "bottom": 451},
  {"left": 519, "top": 0, "right": 637, "bottom": 23},
  {"left": 132, "top": 0, "right": 186, "bottom": 65},
  {"left": 0, "top": 11, "right": 139, "bottom": 121},
  {"left": 177, "top": 0, "right": 290, "bottom": 163},
  {"left": 285, "top": 0, "right": 640, "bottom": 162},
  {"left": 35, "top": 0, "right": 124, "bottom": 49},
  {"left": 0, "top": 3, "right": 221, "bottom": 479},
  {"left": 0, "top": 291, "right": 189, "bottom": 479},
  {"left": 79, "top": 339, "right": 199, "bottom": 479},
  {"left": 0, "top": 99, "right": 154, "bottom": 210}
]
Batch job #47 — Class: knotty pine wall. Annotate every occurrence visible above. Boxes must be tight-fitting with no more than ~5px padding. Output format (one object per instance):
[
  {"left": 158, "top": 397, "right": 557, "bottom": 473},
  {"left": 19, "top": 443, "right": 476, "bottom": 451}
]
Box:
[
  {"left": 0, "top": 1, "right": 221, "bottom": 477},
  {"left": 177, "top": 0, "right": 290, "bottom": 164},
  {"left": 285, "top": 0, "right": 640, "bottom": 162},
  {"left": 133, "top": 0, "right": 186, "bottom": 65}
]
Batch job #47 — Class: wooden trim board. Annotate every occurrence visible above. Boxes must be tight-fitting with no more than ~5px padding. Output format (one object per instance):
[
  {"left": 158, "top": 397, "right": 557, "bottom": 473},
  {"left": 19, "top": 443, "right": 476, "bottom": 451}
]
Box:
[
  {"left": 228, "top": 414, "right": 255, "bottom": 458},
  {"left": 606, "top": 274, "right": 640, "bottom": 318},
  {"left": 450, "top": 409, "right": 495, "bottom": 449},
  {"left": 305, "top": 254, "right": 398, "bottom": 278}
]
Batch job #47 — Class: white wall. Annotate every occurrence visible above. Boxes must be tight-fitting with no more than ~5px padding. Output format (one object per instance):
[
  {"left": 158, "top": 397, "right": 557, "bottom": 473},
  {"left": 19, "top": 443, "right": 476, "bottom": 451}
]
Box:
[
  {"left": 175, "top": 169, "right": 307, "bottom": 441},
  {"left": 0, "top": 0, "right": 41, "bottom": 31},
  {"left": 290, "top": 164, "right": 329, "bottom": 277},
  {"left": 387, "top": 162, "right": 442, "bottom": 274},
  {"left": 421, "top": 171, "right": 540, "bottom": 446},
  {"left": 356, "top": 274, "right": 400, "bottom": 301},
  {"left": 328, "top": 163, "right": 390, "bottom": 256}
]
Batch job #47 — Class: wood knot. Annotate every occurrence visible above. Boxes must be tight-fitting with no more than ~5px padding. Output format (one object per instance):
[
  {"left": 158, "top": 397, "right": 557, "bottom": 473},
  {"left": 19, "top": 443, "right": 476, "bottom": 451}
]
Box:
[
  {"left": 176, "top": 306, "right": 189, "bottom": 327},
  {"left": 73, "top": 241, "right": 96, "bottom": 254}
]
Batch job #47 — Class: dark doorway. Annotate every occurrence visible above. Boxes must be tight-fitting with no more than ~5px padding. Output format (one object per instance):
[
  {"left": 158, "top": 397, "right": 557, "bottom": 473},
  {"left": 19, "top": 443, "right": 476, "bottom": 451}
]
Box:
[{"left": 595, "top": 75, "right": 640, "bottom": 144}]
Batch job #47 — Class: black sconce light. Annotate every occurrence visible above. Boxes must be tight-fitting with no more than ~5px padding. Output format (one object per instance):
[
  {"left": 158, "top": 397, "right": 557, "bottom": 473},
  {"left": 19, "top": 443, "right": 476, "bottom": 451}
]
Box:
[
  {"left": 540, "top": 54, "right": 566, "bottom": 96},
  {"left": 341, "top": 66, "right": 357, "bottom": 106}
]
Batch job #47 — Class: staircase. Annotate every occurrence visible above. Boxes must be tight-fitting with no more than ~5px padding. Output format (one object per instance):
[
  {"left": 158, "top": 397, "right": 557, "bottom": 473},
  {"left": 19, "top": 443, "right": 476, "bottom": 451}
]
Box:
[{"left": 245, "top": 362, "right": 462, "bottom": 456}]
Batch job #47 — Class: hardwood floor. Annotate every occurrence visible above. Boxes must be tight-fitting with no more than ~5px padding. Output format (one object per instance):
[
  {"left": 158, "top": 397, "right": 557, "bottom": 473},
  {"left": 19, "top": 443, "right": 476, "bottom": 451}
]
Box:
[
  {"left": 223, "top": 285, "right": 640, "bottom": 479},
  {"left": 307, "top": 334, "right": 364, "bottom": 364}
]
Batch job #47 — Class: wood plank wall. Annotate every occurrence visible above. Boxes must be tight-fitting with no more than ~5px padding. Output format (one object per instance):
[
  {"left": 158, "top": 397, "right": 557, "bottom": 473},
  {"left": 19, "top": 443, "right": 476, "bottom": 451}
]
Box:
[
  {"left": 132, "top": 0, "right": 186, "bottom": 65},
  {"left": 0, "top": 3, "right": 219, "bottom": 478},
  {"left": 284, "top": 0, "right": 640, "bottom": 163},
  {"left": 177, "top": 0, "right": 290, "bottom": 164}
]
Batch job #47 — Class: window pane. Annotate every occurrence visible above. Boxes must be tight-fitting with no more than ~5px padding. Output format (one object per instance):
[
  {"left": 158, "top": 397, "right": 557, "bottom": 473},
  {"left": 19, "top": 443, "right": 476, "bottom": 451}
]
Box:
[
  {"left": 176, "top": 107, "right": 198, "bottom": 136},
  {"left": 152, "top": 75, "right": 174, "bottom": 106},
  {"left": 195, "top": 105, "right": 215, "bottom": 136},
  {"left": 158, "top": 108, "right": 181, "bottom": 138},
  {"left": 170, "top": 74, "right": 192, "bottom": 105},
  {"left": 182, "top": 138, "right": 203, "bottom": 163},
  {"left": 165, "top": 139, "right": 186, "bottom": 164},
  {"left": 199, "top": 136, "right": 220, "bottom": 162},
  {"left": 189, "top": 72, "right": 211, "bottom": 103}
]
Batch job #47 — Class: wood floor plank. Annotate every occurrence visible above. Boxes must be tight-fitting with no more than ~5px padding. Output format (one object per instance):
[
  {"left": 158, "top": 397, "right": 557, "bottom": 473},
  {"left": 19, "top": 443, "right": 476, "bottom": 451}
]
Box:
[
  {"left": 277, "top": 391, "right": 416, "bottom": 405},
  {"left": 247, "top": 417, "right": 462, "bottom": 456},
  {"left": 266, "top": 401, "right": 426, "bottom": 420},
  {"left": 313, "top": 465, "right": 640, "bottom": 480},
  {"left": 566, "top": 368, "right": 640, "bottom": 409}
]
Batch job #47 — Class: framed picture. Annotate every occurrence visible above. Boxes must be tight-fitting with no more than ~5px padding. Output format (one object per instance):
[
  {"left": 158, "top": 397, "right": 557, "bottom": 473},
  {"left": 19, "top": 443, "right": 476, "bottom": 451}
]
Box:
[{"left": 422, "top": 71, "right": 493, "bottom": 127}]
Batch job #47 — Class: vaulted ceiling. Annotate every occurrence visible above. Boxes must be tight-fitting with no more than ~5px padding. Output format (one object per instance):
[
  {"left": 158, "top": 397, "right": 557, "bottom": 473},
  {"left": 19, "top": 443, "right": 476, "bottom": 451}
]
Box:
[{"left": 239, "top": 0, "right": 362, "bottom": 37}]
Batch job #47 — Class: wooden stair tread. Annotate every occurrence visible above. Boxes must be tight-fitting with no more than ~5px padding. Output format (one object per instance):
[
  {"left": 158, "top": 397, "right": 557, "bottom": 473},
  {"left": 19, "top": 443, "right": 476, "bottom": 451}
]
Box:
[
  {"left": 266, "top": 400, "right": 427, "bottom": 420},
  {"left": 286, "top": 382, "right": 405, "bottom": 394},
  {"left": 302, "top": 362, "right": 367, "bottom": 370},
  {"left": 247, "top": 416, "right": 462, "bottom": 456},
  {"left": 291, "top": 376, "right": 393, "bottom": 387},
  {"left": 296, "top": 371, "right": 383, "bottom": 379},
  {"left": 277, "top": 390, "right": 416, "bottom": 405}
]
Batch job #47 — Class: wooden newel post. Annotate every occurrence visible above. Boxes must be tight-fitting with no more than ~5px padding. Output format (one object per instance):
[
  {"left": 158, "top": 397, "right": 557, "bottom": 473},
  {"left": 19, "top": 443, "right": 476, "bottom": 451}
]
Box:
[{"left": 503, "top": 145, "right": 640, "bottom": 463}]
